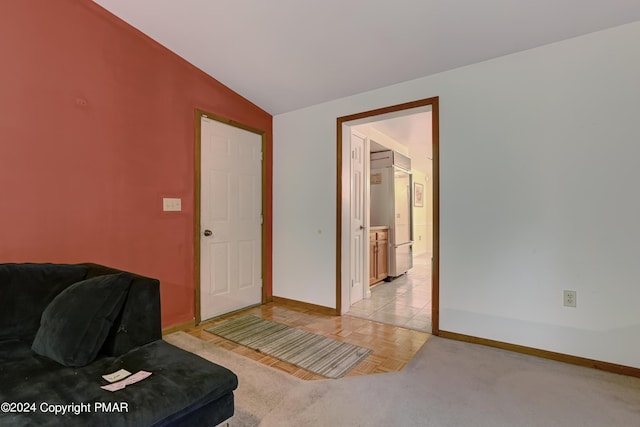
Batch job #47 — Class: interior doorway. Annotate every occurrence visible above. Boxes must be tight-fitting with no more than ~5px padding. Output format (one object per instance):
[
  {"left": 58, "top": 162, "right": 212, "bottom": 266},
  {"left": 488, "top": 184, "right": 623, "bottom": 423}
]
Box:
[{"left": 336, "top": 97, "right": 440, "bottom": 335}]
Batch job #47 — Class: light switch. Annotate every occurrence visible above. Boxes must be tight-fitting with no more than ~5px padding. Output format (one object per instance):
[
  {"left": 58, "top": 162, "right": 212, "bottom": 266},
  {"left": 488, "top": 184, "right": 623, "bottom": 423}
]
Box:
[{"left": 163, "top": 198, "right": 182, "bottom": 212}]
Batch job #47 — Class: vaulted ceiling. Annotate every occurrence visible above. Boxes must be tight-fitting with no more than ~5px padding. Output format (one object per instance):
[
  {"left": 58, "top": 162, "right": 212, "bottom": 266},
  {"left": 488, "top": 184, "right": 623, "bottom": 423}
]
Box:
[{"left": 93, "top": 1, "right": 640, "bottom": 115}]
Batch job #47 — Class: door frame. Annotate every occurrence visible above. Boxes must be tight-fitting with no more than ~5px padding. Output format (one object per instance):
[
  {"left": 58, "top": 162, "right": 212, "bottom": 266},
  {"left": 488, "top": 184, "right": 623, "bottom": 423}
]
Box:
[
  {"left": 194, "top": 109, "right": 270, "bottom": 325},
  {"left": 336, "top": 97, "right": 440, "bottom": 335}
]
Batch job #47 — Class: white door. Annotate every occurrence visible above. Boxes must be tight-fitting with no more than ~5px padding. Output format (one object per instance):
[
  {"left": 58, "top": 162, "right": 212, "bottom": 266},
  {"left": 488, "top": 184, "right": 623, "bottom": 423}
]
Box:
[
  {"left": 200, "top": 116, "right": 262, "bottom": 321},
  {"left": 350, "top": 129, "right": 366, "bottom": 304}
]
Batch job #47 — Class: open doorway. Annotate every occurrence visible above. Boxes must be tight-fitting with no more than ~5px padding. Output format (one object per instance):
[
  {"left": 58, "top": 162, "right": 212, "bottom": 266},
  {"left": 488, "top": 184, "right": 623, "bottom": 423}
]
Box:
[{"left": 336, "top": 97, "right": 440, "bottom": 335}]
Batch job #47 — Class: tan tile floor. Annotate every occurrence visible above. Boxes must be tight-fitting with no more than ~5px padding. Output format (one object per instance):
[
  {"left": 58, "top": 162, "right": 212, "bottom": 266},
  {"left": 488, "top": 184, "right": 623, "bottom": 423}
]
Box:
[{"left": 346, "top": 253, "right": 432, "bottom": 332}]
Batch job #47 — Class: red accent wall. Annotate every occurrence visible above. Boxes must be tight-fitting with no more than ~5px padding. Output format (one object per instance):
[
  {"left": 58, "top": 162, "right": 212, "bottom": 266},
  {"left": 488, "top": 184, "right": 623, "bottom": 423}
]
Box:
[{"left": 0, "top": 0, "right": 273, "bottom": 327}]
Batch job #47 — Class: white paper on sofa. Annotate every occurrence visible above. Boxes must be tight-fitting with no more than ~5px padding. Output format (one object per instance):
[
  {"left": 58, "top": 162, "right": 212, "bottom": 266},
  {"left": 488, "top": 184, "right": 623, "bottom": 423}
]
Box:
[
  {"left": 102, "top": 369, "right": 132, "bottom": 383},
  {"left": 101, "top": 370, "right": 152, "bottom": 392}
]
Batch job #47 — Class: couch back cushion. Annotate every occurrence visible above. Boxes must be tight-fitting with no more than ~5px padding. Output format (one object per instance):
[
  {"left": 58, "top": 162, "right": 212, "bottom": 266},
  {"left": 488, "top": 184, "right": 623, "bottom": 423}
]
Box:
[
  {"left": 31, "top": 272, "right": 132, "bottom": 367},
  {"left": 0, "top": 263, "right": 88, "bottom": 341},
  {"left": 82, "top": 263, "right": 162, "bottom": 356}
]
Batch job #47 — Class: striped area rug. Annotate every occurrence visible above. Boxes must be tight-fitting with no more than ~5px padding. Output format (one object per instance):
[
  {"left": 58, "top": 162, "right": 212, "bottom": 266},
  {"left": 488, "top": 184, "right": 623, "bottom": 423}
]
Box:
[{"left": 205, "top": 315, "right": 372, "bottom": 379}]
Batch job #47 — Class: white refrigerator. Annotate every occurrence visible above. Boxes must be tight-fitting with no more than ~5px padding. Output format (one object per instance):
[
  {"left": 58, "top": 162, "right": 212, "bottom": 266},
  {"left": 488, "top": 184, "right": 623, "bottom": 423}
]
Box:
[{"left": 370, "top": 151, "right": 413, "bottom": 278}]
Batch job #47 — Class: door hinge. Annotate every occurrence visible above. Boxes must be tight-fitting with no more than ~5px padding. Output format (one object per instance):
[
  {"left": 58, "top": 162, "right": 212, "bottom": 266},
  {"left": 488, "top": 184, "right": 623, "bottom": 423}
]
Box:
[
  {"left": 260, "top": 151, "right": 263, "bottom": 161},
  {"left": 260, "top": 214, "right": 263, "bottom": 225}
]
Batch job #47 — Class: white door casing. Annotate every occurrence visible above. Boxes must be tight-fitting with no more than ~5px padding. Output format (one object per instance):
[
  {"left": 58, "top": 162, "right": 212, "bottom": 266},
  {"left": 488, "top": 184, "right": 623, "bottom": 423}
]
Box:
[
  {"left": 200, "top": 116, "right": 262, "bottom": 321},
  {"left": 350, "top": 129, "right": 366, "bottom": 305}
]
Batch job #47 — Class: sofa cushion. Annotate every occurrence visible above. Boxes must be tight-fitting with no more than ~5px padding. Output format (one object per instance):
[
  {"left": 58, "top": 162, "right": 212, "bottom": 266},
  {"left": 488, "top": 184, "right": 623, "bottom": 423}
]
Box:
[
  {"left": 1, "top": 340, "right": 238, "bottom": 427},
  {"left": 31, "top": 273, "right": 132, "bottom": 367},
  {"left": 83, "top": 263, "right": 162, "bottom": 357},
  {"left": 0, "top": 263, "right": 88, "bottom": 341}
]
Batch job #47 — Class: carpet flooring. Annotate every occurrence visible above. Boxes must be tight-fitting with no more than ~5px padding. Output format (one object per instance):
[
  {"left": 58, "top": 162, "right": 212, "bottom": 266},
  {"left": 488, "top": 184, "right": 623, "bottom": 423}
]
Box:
[
  {"left": 166, "top": 331, "right": 640, "bottom": 427},
  {"left": 205, "top": 315, "right": 372, "bottom": 378}
]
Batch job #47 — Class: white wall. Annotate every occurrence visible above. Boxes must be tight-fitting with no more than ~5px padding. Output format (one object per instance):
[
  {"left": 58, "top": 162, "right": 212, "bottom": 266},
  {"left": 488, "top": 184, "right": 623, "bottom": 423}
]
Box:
[
  {"left": 273, "top": 21, "right": 640, "bottom": 368},
  {"left": 412, "top": 168, "right": 432, "bottom": 257}
]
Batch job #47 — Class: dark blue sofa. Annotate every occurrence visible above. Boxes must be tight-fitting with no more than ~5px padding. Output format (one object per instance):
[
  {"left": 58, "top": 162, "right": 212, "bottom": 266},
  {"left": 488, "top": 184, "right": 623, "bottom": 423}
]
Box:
[{"left": 0, "top": 263, "right": 238, "bottom": 426}]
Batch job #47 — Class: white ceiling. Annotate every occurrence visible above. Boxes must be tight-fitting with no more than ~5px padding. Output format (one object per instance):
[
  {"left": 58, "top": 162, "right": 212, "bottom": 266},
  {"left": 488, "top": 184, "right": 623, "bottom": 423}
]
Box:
[
  {"left": 365, "top": 111, "right": 432, "bottom": 176},
  {"left": 92, "top": 1, "right": 640, "bottom": 115},
  {"left": 358, "top": 107, "right": 433, "bottom": 176}
]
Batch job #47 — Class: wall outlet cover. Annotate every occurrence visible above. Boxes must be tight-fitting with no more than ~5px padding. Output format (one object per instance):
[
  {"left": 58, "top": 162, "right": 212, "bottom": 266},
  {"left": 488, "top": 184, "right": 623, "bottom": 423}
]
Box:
[{"left": 563, "top": 290, "right": 577, "bottom": 308}]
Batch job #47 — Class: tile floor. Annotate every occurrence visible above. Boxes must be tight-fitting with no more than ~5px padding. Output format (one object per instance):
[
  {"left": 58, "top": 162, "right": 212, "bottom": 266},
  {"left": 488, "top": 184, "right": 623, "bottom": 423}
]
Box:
[{"left": 346, "top": 252, "right": 432, "bottom": 332}]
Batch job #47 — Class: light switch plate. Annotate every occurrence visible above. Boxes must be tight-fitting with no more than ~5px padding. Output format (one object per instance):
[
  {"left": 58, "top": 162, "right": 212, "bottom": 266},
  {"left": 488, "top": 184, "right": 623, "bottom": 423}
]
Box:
[{"left": 163, "top": 198, "right": 182, "bottom": 212}]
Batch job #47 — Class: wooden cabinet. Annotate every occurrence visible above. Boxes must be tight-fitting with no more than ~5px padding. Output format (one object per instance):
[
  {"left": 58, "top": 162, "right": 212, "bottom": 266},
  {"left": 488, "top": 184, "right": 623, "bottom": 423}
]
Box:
[
  {"left": 369, "top": 228, "right": 388, "bottom": 285},
  {"left": 369, "top": 237, "right": 377, "bottom": 285},
  {"left": 376, "top": 231, "right": 388, "bottom": 281}
]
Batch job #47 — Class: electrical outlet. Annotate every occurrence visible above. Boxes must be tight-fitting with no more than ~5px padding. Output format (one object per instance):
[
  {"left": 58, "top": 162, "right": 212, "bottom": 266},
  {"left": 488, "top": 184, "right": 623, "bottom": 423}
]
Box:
[{"left": 563, "top": 290, "right": 577, "bottom": 308}]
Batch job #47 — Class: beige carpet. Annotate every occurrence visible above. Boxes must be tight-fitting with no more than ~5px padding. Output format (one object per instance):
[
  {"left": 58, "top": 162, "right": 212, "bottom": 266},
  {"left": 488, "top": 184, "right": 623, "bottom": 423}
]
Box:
[
  {"left": 166, "top": 332, "right": 640, "bottom": 427},
  {"left": 164, "top": 332, "right": 302, "bottom": 426}
]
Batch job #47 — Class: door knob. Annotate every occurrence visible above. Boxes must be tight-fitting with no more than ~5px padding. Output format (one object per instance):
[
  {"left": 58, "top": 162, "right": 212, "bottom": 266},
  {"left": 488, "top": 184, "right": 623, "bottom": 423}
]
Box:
[{"left": 203, "top": 229, "right": 213, "bottom": 237}]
